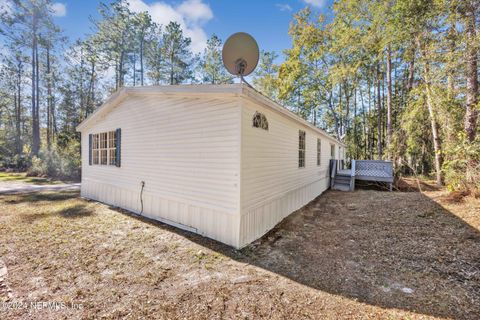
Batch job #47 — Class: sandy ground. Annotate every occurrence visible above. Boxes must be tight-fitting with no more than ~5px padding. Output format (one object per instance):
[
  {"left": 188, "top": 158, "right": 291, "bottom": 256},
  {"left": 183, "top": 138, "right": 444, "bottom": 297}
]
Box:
[
  {"left": 0, "top": 172, "right": 79, "bottom": 194},
  {"left": 0, "top": 182, "right": 479, "bottom": 319},
  {"left": 0, "top": 181, "right": 80, "bottom": 194}
]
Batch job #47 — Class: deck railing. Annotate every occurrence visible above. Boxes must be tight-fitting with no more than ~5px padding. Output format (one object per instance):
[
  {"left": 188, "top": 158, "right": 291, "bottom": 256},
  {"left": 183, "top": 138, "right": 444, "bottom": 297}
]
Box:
[{"left": 330, "top": 159, "right": 394, "bottom": 191}]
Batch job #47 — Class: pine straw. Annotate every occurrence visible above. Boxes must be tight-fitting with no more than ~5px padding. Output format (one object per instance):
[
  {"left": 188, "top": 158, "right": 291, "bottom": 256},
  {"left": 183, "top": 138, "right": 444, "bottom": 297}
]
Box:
[{"left": 0, "top": 187, "right": 479, "bottom": 319}]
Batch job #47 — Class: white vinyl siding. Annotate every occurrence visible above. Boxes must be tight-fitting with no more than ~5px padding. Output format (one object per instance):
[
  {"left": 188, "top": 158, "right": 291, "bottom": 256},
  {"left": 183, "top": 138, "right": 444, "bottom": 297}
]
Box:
[
  {"left": 81, "top": 94, "right": 241, "bottom": 246},
  {"left": 239, "top": 98, "right": 340, "bottom": 246},
  {"left": 79, "top": 84, "right": 344, "bottom": 248}
]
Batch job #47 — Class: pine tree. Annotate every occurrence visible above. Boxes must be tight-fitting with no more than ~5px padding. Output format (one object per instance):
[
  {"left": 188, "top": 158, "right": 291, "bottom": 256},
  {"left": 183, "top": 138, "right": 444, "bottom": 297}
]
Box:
[
  {"left": 253, "top": 51, "right": 279, "bottom": 101},
  {"left": 201, "top": 34, "right": 232, "bottom": 84},
  {"left": 162, "top": 22, "right": 192, "bottom": 85}
]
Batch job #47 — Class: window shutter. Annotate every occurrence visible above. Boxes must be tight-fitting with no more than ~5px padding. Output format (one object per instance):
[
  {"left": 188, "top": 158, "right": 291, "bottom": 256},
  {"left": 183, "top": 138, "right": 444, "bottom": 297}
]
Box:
[
  {"left": 88, "top": 134, "right": 92, "bottom": 165},
  {"left": 115, "top": 128, "right": 121, "bottom": 167}
]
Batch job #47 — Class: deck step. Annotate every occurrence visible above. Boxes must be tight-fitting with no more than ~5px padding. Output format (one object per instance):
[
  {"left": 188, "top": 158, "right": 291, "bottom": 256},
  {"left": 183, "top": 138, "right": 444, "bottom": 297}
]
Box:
[
  {"left": 335, "top": 176, "right": 351, "bottom": 183},
  {"left": 332, "top": 183, "right": 351, "bottom": 191}
]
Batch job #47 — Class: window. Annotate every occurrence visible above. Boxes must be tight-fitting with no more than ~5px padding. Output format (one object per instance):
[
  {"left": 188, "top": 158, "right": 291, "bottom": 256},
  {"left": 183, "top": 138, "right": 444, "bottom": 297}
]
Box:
[
  {"left": 92, "top": 134, "right": 99, "bottom": 164},
  {"left": 109, "top": 131, "right": 117, "bottom": 165},
  {"left": 299, "top": 130, "right": 306, "bottom": 168},
  {"left": 91, "top": 131, "right": 117, "bottom": 166},
  {"left": 330, "top": 144, "right": 336, "bottom": 159},
  {"left": 100, "top": 132, "right": 108, "bottom": 165},
  {"left": 252, "top": 112, "right": 268, "bottom": 130},
  {"left": 317, "top": 138, "right": 321, "bottom": 166}
]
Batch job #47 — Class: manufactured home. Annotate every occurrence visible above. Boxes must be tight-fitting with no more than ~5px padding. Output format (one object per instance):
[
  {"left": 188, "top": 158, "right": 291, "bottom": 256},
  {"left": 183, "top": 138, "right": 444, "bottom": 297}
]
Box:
[{"left": 76, "top": 84, "right": 345, "bottom": 248}]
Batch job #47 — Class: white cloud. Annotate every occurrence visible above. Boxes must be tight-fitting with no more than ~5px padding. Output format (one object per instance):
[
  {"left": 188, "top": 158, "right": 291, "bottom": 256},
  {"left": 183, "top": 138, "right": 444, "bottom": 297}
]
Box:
[
  {"left": 302, "top": 0, "right": 327, "bottom": 8},
  {"left": 51, "top": 2, "right": 66, "bottom": 17},
  {"left": 276, "top": 3, "right": 292, "bottom": 12},
  {"left": 128, "top": 0, "right": 213, "bottom": 53},
  {"left": 177, "top": 0, "right": 213, "bottom": 24}
]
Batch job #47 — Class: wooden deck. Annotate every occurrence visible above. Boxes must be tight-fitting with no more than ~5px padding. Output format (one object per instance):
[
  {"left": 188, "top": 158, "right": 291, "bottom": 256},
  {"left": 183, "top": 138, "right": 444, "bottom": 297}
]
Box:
[{"left": 330, "top": 160, "right": 394, "bottom": 191}]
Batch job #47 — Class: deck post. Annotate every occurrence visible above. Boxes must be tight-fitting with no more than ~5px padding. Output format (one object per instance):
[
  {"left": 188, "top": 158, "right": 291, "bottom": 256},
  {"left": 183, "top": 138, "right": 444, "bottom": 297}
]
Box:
[
  {"left": 330, "top": 159, "right": 337, "bottom": 189},
  {"left": 350, "top": 160, "right": 356, "bottom": 191}
]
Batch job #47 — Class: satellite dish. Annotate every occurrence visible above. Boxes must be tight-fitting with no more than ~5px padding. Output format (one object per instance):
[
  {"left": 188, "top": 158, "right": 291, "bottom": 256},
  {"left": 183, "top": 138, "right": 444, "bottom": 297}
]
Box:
[{"left": 222, "top": 32, "right": 259, "bottom": 80}]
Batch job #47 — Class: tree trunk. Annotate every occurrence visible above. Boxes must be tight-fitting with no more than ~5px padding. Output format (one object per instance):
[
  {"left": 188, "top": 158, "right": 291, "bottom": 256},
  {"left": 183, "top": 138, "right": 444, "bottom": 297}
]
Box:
[
  {"left": 407, "top": 56, "right": 415, "bottom": 93},
  {"left": 386, "top": 46, "right": 393, "bottom": 159},
  {"left": 140, "top": 35, "right": 144, "bottom": 86},
  {"left": 344, "top": 82, "right": 350, "bottom": 134},
  {"left": 367, "top": 74, "right": 373, "bottom": 159},
  {"left": 15, "top": 60, "right": 23, "bottom": 156},
  {"left": 424, "top": 61, "right": 444, "bottom": 186},
  {"left": 353, "top": 88, "right": 358, "bottom": 159},
  {"left": 87, "top": 61, "right": 96, "bottom": 116},
  {"left": 31, "top": 8, "right": 40, "bottom": 156},
  {"left": 119, "top": 51, "right": 125, "bottom": 88},
  {"left": 376, "top": 63, "right": 383, "bottom": 159},
  {"left": 464, "top": 3, "right": 478, "bottom": 142},
  {"left": 327, "top": 90, "right": 341, "bottom": 138},
  {"left": 170, "top": 53, "right": 174, "bottom": 85},
  {"left": 132, "top": 52, "right": 136, "bottom": 86},
  {"left": 360, "top": 87, "right": 368, "bottom": 158},
  {"left": 46, "top": 46, "right": 52, "bottom": 150},
  {"left": 338, "top": 83, "right": 343, "bottom": 137},
  {"left": 447, "top": 24, "right": 456, "bottom": 99}
]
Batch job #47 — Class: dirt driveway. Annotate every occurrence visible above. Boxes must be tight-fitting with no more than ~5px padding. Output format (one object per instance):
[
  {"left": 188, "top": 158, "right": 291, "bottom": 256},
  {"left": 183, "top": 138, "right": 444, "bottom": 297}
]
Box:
[
  {"left": 0, "top": 181, "right": 80, "bottom": 194},
  {"left": 0, "top": 172, "right": 79, "bottom": 194},
  {"left": 0, "top": 185, "right": 479, "bottom": 319}
]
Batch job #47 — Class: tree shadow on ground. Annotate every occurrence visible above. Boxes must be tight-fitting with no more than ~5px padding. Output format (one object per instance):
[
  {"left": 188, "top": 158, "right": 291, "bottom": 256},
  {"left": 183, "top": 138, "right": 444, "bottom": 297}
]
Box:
[
  {"left": 20, "top": 204, "right": 94, "bottom": 222},
  {"left": 394, "top": 177, "right": 442, "bottom": 192},
  {"left": 59, "top": 204, "right": 94, "bottom": 219},
  {"left": 1, "top": 190, "right": 79, "bottom": 204},
  {"left": 113, "top": 189, "right": 480, "bottom": 319}
]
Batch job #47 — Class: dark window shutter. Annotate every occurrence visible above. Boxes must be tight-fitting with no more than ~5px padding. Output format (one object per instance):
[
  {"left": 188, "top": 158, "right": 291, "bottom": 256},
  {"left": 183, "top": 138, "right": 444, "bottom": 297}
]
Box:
[
  {"left": 115, "top": 128, "right": 121, "bottom": 167},
  {"left": 88, "top": 134, "right": 92, "bottom": 165}
]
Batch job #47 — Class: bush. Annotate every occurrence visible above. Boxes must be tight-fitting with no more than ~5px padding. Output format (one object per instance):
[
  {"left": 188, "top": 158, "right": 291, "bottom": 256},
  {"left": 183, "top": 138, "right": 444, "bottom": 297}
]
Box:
[
  {"left": 26, "top": 141, "right": 81, "bottom": 180},
  {"left": 443, "top": 134, "right": 480, "bottom": 193},
  {"left": 59, "top": 140, "right": 81, "bottom": 179},
  {"left": 27, "top": 156, "right": 48, "bottom": 177}
]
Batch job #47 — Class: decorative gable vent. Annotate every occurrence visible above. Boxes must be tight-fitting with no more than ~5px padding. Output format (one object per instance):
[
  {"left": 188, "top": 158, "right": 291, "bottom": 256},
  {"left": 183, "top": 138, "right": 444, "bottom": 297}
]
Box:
[{"left": 252, "top": 112, "right": 269, "bottom": 131}]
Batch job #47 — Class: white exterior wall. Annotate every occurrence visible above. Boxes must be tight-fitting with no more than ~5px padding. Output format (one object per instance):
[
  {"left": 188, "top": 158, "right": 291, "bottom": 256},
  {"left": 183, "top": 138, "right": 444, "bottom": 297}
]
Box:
[
  {"left": 239, "top": 97, "right": 343, "bottom": 247},
  {"left": 81, "top": 94, "right": 242, "bottom": 247}
]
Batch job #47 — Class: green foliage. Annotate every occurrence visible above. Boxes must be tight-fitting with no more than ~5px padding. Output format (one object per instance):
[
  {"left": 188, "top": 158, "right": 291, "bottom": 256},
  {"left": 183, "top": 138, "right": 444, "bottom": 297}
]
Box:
[
  {"left": 253, "top": 51, "right": 279, "bottom": 101},
  {"left": 27, "top": 156, "right": 47, "bottom": 177},
  {"left": 0, "top": 0, "right": 478, "bottom": 193},
  {"left": 277, "top": 8, "right": 336, "bottom": 128},
  {"left": 162, "top": 21, "right": 193, "bottom": 84},
  {"left": 443, "top": 134, "right": 480, "bottom": 192},
  {"left": 27, "top": 142, "right": 81, "bottom": 180},
  {"left": 200, "top": 34, "right": 233, "bottom": 84},
  {"left": 252, "top": 0, "right": 480, "bottom": 191}
]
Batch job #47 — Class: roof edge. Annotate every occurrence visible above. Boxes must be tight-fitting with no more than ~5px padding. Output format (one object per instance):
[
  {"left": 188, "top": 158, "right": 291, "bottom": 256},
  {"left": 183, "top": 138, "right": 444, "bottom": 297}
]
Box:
[
  {"left": 76, "top": 84, "right": 244, "bottom": 132},
  {"left": 240, "top": 85, "right": 345, "bottom": 146},
  {"left": 76, "top": 87, "right": 129, "bottom": 132},
  {"left": 76, "top": 83, "right": 344, "bottom": 147}
]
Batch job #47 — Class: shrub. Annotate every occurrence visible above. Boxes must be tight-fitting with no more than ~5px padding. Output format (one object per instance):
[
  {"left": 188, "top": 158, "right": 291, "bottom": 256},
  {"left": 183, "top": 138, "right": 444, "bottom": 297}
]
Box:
[
  {"left": 27, "top": 156, "right": 48, "bottom": 177},
  {"left": 443, "top": 134, "right": 480, "bottom": 193},
  {"left": 26, "top": 141, "right": 81, "bottom": 180}
]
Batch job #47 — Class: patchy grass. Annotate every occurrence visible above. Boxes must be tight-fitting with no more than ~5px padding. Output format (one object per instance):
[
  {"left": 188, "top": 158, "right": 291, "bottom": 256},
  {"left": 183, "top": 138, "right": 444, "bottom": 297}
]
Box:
[
  {"left": 0, "top": 172, "right": 64, "bottom": 185},
  {"left": 0, "top": 186, "right": 479, "bottom": 319}
]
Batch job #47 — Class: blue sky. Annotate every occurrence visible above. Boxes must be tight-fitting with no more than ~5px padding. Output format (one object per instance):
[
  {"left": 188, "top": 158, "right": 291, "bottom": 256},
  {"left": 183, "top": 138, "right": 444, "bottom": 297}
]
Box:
[{"left": 50, "top": 0, "right": 334, "bottom": 61}]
